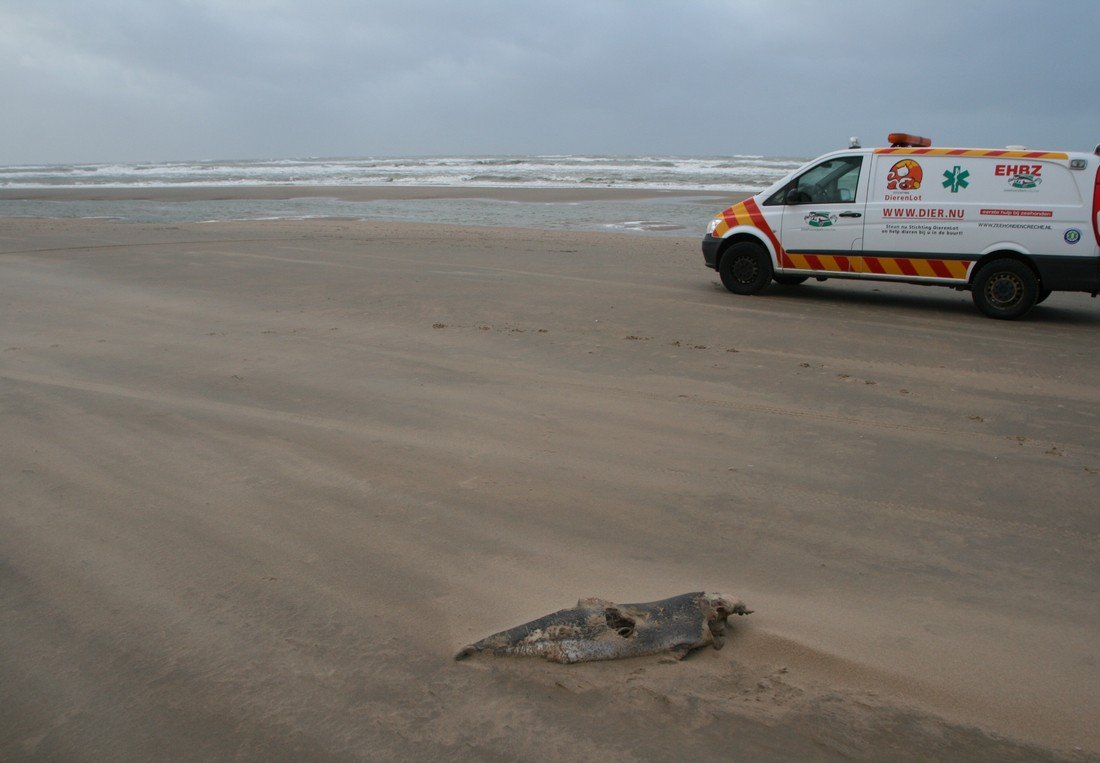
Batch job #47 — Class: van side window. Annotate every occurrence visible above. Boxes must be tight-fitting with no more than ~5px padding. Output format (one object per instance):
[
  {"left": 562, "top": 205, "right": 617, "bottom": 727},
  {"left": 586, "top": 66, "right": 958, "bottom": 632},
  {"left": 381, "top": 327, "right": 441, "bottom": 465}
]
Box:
[{"left": 764, "top": 156, "right": 863, "bottom": 205}]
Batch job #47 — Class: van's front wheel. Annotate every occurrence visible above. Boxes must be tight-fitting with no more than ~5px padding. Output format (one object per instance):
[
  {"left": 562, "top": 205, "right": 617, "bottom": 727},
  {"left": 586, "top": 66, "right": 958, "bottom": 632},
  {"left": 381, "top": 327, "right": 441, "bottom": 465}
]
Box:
[
  {"left": 719, "top": 242, "right": 773, "bottom": 295},
  {"left": 971, "top": 259, "right": 1039, "bottom": 319}
]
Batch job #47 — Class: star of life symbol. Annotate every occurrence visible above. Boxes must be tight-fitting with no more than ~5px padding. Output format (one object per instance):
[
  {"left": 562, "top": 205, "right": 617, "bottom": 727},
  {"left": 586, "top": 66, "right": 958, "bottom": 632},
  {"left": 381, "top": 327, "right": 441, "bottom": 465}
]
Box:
[{"left": 943, "top": 165, "right": 970, "bottom": 193}]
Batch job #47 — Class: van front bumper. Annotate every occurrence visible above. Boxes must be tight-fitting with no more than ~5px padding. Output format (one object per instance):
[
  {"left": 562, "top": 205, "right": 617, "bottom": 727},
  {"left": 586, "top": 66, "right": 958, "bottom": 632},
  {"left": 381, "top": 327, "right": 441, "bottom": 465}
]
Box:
[{"left": 702, "top": 235, "right": 722, "bottom": 269}]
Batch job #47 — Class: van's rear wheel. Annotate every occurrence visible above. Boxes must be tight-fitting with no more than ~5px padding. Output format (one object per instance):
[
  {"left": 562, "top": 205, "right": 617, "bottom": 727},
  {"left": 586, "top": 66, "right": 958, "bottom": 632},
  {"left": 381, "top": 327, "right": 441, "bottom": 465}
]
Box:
[
  {"left": 971, "top": 259, "right": 1038, "bottom": 320},
  {"left": 719, "top": 242, "right": 773, "bottom": 295}
]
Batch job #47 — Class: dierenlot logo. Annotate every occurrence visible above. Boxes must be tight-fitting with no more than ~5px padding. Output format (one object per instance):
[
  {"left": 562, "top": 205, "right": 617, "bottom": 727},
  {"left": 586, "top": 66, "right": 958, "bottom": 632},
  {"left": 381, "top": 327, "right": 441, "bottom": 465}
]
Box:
[
  {"left": 942, "top": 165, "right": 970, "bottom": 193},
  {"left": 886, "top": 159, "right": 922, "bottom": 191}
]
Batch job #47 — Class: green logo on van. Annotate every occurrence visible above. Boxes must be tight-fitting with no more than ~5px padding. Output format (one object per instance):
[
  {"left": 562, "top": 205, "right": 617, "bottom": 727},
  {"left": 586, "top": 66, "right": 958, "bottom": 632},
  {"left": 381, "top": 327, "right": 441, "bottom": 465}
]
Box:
[
  {"left": 942, "top": 165, "right": 970, "bottom": 193},
  {"left": 805, "top": 211, "right": 836, "bottom": 228},
  {"left": 1010, "top": 174, "right": 1041, "bottom": 189}
]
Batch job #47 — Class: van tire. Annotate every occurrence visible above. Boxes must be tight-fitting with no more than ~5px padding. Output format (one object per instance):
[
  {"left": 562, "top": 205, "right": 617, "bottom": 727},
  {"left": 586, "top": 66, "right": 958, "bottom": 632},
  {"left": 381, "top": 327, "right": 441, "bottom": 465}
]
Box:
[
  {"left": 719, "top": 242, "right": 773, "bottom": 295},
  {"left": 971, "top": 259, "right": 1039, "bottom": 319},
  {"left": 773, "top": 275, "right": 808, "bottom": 286},
  {"left": 1035, "top": 288, "right": 1052, "bottom": 305}
]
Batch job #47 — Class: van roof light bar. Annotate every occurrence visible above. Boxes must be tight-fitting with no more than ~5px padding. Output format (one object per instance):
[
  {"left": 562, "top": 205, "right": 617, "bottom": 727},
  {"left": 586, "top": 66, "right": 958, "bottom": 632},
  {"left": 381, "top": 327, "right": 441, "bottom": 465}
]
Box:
[{"left": 888, "top": 133, "right": 932, "bottom": 148}]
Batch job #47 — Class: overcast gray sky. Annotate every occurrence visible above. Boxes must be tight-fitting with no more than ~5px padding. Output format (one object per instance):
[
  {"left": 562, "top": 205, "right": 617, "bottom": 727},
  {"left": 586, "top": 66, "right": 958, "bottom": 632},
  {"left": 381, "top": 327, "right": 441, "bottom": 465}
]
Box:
[{"left": 3, "top": 0, "right": 1098, "bottom": 164}]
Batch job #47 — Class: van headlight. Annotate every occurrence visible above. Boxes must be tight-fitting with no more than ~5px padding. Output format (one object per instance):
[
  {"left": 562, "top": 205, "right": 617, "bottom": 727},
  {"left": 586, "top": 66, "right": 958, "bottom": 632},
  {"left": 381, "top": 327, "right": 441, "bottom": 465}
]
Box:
[{"left": 706, "top": 218, "right": 722, "bottom": 235}]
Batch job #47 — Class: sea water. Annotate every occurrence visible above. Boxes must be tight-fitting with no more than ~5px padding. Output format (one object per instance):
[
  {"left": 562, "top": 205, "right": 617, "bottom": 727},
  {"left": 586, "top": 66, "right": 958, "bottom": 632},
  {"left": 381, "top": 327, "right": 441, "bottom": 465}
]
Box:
[{"left": 0, "top": 154, "right": 806, "bottom": 235}]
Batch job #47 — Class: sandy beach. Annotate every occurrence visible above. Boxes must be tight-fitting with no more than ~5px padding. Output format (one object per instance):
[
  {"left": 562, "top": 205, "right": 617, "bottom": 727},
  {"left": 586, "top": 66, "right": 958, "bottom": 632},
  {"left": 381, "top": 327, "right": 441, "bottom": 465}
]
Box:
[{"left": 2, "top": 194, "right": 1099, "bottom": 760}]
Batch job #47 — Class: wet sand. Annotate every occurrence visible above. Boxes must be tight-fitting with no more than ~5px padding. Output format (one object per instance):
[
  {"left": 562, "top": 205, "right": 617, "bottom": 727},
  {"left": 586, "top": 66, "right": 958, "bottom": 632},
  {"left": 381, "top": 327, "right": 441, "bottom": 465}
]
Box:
[
  {"left": 0, "top": 184, "right": 721, "bottom": 203},
  {"left": 2, "top": 209, "right": 1099, "bottom": 760}
]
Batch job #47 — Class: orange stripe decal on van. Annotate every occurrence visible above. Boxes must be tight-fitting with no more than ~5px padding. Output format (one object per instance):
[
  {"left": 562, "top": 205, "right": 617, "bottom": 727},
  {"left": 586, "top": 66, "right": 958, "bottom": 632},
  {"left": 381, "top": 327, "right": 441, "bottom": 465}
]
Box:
[
  {"left": 784, "top": 254, "right": 971, "bottom": 279},
  {"left": 712, "top": 198, "right": 789, "bottom": 264},
  {"left": 874, "top": 148, "right": 1068, "bottom": 160},
  {"left": 784, "top": 253, "right": 850, "bottom": 272},
  {"left": 857, "top": 256, "right": 972, "bottom": 279}
]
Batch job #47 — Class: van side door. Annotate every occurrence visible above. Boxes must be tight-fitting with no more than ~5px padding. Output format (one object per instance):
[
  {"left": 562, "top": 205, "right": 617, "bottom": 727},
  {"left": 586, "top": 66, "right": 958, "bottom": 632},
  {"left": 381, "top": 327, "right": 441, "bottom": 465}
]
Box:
[
  {"left": 859, "top": 151, "right": 974, "bottom": 281},
  {"left": 767, "top": 154, "right": 868, "bottom": 274}
]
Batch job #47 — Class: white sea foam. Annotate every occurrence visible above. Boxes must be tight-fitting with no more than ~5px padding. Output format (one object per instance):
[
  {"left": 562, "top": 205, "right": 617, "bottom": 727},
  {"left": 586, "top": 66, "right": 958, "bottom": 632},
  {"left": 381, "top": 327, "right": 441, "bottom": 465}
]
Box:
[{"left": 0, "top": 154, "right": 804, "bottom": 192}]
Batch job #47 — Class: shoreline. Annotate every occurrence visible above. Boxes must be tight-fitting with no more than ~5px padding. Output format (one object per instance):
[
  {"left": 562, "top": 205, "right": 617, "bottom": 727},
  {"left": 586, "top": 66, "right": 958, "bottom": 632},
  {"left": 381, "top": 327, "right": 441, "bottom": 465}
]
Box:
[
  {"left": 0, "top": 184, "right": 733, "bottom": 204},
  {"left": 0, "top": 184, "right": 745, "bottom": 236}
]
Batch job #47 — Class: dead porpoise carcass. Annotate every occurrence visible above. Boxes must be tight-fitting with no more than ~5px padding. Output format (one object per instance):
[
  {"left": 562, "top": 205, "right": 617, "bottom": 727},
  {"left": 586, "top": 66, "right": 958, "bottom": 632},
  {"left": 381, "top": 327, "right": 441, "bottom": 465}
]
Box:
[{"left": 454, "top": 592, "right": 751, "bottom": 664}]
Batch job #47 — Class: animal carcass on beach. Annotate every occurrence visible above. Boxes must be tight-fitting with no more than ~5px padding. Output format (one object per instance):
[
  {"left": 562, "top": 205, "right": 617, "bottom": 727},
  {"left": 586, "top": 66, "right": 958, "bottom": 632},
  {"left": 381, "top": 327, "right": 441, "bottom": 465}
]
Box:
[{"left": 455, "top": 592, "right": 751, "bottom": 664}]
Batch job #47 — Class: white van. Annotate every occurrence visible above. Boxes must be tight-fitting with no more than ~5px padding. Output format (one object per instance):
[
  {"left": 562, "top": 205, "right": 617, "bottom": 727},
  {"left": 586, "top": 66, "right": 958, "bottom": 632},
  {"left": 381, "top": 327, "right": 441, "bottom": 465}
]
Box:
[{"left": 701, "top": 133, "right": 1100, "bottom": 318}]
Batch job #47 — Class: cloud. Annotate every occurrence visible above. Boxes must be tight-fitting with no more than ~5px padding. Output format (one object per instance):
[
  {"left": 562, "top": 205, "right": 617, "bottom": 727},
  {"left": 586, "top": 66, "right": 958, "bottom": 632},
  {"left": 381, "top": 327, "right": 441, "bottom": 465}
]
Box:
[{"left": 2, "top": 0, "right": 1098, "bottom": 163}]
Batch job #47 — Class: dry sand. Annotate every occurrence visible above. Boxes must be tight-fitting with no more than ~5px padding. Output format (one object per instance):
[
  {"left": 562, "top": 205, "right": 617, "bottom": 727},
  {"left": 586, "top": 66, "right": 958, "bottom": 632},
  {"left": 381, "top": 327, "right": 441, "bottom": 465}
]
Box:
[{"left": 2, "top": 199, "right": 1099, "bottom": 760}]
